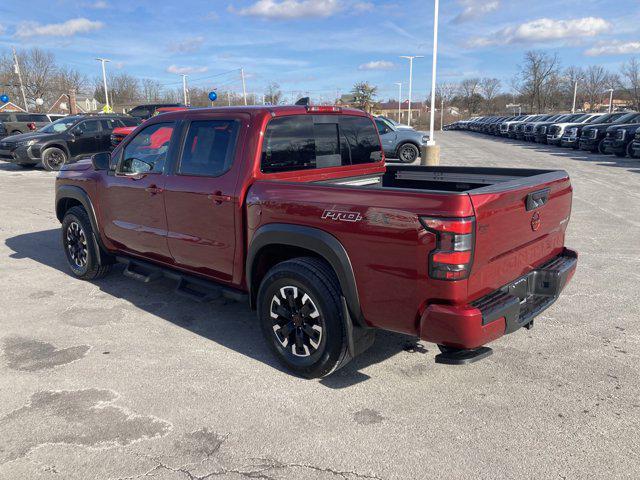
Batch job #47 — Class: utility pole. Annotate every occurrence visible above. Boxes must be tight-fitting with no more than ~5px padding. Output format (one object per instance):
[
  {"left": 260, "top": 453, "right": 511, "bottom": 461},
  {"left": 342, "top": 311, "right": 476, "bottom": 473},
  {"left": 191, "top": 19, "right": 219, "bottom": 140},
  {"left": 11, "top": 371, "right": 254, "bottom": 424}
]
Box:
[
  {"left": 400, "top": 55, "right": 423, "bottom": 127},
  {"left": 96, "top": 58, "right": 111, "bottom": 111},
  {"left": 440, "top": 97, "right": 444, "bottom": 131},
  {"left": 572, "top": 81, "right": 578, "bottom": 114},
  {"left": 240, "top": 68, "right": 247, "bottom": 106},
  {"left": 395, "top": 82, "right": 402, "bottom": 122},
  {"left": 13, "top": 47, "right": 28, "bottom": 112},
  {"left": 180, "top": 74, "right": 189, "bottom": 106}
]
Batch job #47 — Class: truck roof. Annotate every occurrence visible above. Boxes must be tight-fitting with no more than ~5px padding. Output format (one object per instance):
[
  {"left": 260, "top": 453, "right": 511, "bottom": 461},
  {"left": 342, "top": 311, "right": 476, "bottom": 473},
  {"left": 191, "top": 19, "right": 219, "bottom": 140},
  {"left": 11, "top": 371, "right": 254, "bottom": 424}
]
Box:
[{"left": 153, "top": 105, "right": 369, "bottom": 122}]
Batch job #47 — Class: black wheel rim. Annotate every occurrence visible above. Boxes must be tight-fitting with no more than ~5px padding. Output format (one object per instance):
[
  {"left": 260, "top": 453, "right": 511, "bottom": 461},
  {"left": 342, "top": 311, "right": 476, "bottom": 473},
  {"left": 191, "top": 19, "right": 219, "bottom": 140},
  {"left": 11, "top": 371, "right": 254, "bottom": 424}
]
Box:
[
  {"left": 270, "top": 286, "right": 323, "bottom": 358},
  {"left": 46, "top": 151, "right": 65, "bottom": 169},
  {"left": 400, "top": 146, "right": 417, "bottom": 162},
  {"left": 66, "top": 221, "right": 88, "bottom": 269}
]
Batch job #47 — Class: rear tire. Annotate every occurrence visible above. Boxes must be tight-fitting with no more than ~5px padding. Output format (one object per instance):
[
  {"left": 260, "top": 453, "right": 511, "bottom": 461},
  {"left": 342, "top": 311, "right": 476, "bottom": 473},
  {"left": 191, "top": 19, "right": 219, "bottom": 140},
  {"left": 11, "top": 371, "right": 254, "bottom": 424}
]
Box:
[
  {"left": 42, "top": 147, "right": 68, "bottom": 171},
  {"left": 257, "top": 257, "right": 351, "bottom": 378},
  {"left": 397, "top": 143, "right": 419, "bottom": 163},
  {"left": 61, "top": 206, "right": 111, "bottom": 280}
]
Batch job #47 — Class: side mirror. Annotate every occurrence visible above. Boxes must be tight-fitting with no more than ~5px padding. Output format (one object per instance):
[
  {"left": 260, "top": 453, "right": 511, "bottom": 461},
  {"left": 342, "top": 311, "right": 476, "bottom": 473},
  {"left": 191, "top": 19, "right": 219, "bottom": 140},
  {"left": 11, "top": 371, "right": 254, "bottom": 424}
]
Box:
[{"left": 92, "top": 152, "right": 111, "bottom": 171}]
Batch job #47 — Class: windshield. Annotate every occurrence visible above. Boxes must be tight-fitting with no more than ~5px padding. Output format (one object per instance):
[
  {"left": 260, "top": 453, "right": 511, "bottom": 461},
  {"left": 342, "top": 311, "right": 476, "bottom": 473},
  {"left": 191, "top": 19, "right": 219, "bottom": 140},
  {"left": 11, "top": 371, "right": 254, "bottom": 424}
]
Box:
[
  {"left": 587, "top": 115, "right": 607, "bottom": 124},
  {"left": 614, "top": 112, "right": 639, "bottom": 124},
  {"left": 39, "top": 117, "right": 80, "bottom": 133}
]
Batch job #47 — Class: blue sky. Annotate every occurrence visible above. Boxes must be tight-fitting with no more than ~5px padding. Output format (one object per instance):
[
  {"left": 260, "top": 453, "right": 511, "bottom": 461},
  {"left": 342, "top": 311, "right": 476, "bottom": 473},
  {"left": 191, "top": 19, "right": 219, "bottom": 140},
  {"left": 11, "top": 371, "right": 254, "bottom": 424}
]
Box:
[{"left": 1, "top": 0, "right": 639, "bottom": 101}]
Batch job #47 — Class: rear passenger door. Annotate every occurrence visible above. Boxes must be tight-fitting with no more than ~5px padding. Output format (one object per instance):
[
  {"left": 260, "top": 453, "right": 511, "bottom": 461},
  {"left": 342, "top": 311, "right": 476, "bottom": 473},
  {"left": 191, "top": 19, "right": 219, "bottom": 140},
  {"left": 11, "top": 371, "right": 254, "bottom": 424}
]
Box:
[
  {"left": 68, "top": 119, "right": 102, "bottom": 157},
  {"left": 162, "top": 115, "right": 246, "bottom": 282},
  {"left": 99, "top": 118, "right": 119, "bottom": 151}
]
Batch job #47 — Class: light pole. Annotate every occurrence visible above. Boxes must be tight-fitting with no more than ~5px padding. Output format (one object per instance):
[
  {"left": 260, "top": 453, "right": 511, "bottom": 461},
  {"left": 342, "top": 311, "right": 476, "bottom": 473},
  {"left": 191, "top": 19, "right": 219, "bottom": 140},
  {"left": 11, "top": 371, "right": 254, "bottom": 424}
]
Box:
[
  {"left": 427, "top": 0, "right": 439, "bottom": 148},
  {"left": 571, "top": 80, "right": 578, "bottom": 114},
  {"left": 179, "top": 74, "right": 189, "bottom": 105},
  {"left": 241, "top": 68, "right": 247, "bottom": 105},
  {"left": 400, "top": 55, "right": 423, "bottom": 127},
  {"left": 96, "top": 58, "right": 111, "bottom": 111},
  {"left": 606, "top": 88, "right": 614, "bottom": 113},
  {"left": 394, "top": 82, "right": 402, "bottom": 122}
]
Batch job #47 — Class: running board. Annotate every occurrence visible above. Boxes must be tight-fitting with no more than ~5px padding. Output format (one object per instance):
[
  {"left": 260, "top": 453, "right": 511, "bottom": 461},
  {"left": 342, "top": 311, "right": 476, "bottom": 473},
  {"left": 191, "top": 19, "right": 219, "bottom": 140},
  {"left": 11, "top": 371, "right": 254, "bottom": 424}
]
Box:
[
  {"left": 435, "top": 347, "right": 493, "bottom": 365},
  {"left": 123, "top": 261, "right": 162, "bottom": 283},
  {"left": 116, "top": 256, "right": 248, "bottom": 304}
]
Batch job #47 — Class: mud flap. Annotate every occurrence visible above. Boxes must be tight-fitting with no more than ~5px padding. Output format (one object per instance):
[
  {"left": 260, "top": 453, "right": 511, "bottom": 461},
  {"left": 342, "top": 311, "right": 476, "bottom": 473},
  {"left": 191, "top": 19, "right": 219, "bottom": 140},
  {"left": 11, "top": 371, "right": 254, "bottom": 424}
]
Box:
[{"left": 341, "top": 296, "right": 375, "bottom": 358}]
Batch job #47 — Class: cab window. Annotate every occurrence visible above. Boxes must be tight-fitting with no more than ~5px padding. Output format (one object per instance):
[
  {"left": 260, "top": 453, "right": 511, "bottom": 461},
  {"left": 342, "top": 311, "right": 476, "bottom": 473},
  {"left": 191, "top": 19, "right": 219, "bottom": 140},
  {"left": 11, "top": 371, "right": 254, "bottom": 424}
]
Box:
[
  {"left": 178, "top": 120, "right": 240, "bottom": 177},
  {"left": 74, "top": 120, "right": 100, "bottom": 135},
  {"left": 261, "top": 115, "right": 382, "bottom": 173},
  {"left": 118, "top": 122, "right": 175, "bottom": 174}
]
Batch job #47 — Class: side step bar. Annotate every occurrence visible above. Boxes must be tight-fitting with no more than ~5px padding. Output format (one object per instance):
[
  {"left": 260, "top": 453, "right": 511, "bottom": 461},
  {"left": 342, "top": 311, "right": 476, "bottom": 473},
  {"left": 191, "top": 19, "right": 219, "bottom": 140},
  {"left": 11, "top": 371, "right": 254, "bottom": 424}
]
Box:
[{"left": 116, "top": 256, "right": 248, "bottom": 304}]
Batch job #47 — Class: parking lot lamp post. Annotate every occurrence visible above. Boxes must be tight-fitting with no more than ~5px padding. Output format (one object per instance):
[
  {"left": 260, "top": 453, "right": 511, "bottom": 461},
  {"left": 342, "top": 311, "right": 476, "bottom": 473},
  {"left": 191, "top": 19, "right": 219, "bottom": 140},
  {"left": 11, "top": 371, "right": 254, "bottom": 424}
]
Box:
[
  {"left": 572, "top": 81, "right": 578, "bottom": 114},
  {"left": 607, "top": 89, "right": 614, "bottom": 113},
  {"left": 241, "top": 68, "right": 248, "bottom": 106},
  {"left": 96, "top": 58, "right": 111, "bottom": 111},
  {"left": 395, "top": 82, "right": 402, "bottom": 122},
  {"left": 400, "top": 55, "right": 423, "bottom": 127},
  {"left": 421, "top": 0, "right": 440, "bottom": 167}
]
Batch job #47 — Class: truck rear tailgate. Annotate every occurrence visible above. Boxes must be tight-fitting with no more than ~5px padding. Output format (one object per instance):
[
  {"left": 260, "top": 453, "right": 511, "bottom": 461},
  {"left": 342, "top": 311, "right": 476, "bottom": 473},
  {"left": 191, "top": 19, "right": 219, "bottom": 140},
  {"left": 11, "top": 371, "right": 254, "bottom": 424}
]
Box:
[{"left": 467, "top": 171, "right": 573, "bottom": 300}]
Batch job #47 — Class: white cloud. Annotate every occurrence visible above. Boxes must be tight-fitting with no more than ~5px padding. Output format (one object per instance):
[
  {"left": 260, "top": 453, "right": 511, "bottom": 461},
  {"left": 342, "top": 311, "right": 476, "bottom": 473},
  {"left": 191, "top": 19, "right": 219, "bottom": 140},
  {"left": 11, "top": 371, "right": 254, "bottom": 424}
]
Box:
[
  {"left": 15, "top": 18, "right": 103, "bottom": 38},
  {"left": 170, "top": 36, "right": 205, "bottom": 53},
  {"left": 586, "top": 41, "right": 640, "bottom": 56},
  {"left": 452, "top": 0, "right": 499, "bottom": 24},
  {"left": 358, "top": 60, "right": 395, "bottom": 71},
  {"left": 353, "top": 2, "right": 374, "bottom": 12},
  {"left": 88, "top": 1, "right": 109, "bottom": 8},
  {"left": 231, "top": 0, "right": 343, "bottom": 19},
  {"left": 166, "top": 65, "right": 208, "bottom": 75},
  {"left": 470, "top": 17, "right": 610, "bottom": 47}
]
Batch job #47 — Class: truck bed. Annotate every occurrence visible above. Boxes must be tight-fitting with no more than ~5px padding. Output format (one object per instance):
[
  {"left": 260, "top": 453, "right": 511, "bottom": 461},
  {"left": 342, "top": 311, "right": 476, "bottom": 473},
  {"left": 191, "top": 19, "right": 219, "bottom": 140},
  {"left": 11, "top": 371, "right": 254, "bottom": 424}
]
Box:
[{"left": 323, "top": 165, "right": 566, "bottom": 194}]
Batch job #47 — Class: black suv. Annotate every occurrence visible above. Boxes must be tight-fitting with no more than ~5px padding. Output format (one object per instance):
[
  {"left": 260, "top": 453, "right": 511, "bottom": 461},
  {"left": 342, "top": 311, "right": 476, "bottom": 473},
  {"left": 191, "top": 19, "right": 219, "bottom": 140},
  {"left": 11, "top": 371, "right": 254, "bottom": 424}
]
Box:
[
  {"left": 0, "top": 114, "right": 140, "bottom": 171},
  {"left": 127, "top": 103, "right": 185, "bottom": 121},
  {"left": 579, "top": 112, "right": 640, "bottom": 154}
]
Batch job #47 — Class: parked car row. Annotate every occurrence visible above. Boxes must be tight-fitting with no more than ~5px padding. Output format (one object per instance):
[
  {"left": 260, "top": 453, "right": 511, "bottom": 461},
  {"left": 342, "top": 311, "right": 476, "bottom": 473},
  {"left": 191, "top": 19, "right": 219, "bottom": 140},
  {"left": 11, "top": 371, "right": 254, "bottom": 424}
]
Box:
[{"left": 447, "top": 111, "right": 640, "bottom": 159}]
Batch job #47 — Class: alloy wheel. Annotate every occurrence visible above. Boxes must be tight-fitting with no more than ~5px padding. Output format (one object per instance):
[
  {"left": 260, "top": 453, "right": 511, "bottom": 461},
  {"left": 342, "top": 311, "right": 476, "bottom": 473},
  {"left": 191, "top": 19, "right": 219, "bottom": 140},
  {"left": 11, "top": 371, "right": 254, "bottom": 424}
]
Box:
[
  {"left": 270, "top": 286, "right": 323, "bottom": 358},
  {"left": 66, "top": 221, "right": 88, "bottom": 269}
]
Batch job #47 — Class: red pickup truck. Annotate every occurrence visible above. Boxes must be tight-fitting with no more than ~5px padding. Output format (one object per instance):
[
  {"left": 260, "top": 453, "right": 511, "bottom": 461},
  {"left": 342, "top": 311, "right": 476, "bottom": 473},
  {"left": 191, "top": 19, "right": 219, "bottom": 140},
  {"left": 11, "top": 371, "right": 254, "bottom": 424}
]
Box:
[{"left": 55, "top": 105, "right": 577, "bottom": 377}]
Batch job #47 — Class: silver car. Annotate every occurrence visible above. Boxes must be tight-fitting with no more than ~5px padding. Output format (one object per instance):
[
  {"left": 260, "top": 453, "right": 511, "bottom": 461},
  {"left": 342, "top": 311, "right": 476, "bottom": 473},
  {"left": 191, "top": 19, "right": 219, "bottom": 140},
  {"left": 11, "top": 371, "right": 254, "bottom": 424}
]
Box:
[{"left": 374, "top": 118, "right": 429, "bottom": 163}]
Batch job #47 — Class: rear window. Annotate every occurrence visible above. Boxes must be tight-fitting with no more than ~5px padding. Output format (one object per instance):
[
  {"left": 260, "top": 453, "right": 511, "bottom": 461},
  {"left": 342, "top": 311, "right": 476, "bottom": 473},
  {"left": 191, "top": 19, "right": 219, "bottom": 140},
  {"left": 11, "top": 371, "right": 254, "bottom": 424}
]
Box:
[
  {"left": 179, "top": 120, "right": 240, "bottom": 177},
  {"left": 119, "top": 117, "right": 140, "bottom": 127},
  {"left": 261, "top": 115, "right": 382, "bottom": 173},
  {"left": 24, "top": 114, "right": 49, "bottom": 122}
]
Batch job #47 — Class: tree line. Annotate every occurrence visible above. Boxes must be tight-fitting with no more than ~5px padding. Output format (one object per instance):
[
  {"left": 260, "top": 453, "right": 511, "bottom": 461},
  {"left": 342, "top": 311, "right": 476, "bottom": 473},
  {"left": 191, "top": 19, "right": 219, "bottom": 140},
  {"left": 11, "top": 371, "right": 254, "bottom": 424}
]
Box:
[{"left": 0, "top": 47, "right": 286, "bottom": 112}]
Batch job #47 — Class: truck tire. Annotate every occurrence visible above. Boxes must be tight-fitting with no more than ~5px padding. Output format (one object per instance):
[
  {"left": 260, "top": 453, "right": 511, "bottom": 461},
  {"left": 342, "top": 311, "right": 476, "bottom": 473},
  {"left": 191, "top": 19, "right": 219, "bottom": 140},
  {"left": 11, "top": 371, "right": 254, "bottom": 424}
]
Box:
[
  {"left": 257, "top": 257, "right": 351, "bottom": 378},
  {"left": 397, "top": 143, "right": 419, "bottom": 163},
  {"left": 628, "top": 142, "right": 637, "bottom": 158},
  {"left": 615, "top": 145, "right": 629, "bottom": 158},
  {"left": 42, "top": 147, "right": 68, "bottom": 171},
  {"left": 597, "top": 140, "right": 607, "bottom": 155},
  {"left": 61, "top": 206, "right": 111, "bottom": 280}
]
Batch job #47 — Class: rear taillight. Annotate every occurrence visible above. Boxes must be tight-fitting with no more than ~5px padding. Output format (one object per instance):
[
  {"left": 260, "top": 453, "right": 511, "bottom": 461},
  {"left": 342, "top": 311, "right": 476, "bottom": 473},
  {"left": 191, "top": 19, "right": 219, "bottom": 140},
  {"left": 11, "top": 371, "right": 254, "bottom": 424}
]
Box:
[
  {"left": 420, "top": 216, "right": 475, "bottom": 281},
  {"left": 27, "top": 122, "right": 36, "bottom": 131}
]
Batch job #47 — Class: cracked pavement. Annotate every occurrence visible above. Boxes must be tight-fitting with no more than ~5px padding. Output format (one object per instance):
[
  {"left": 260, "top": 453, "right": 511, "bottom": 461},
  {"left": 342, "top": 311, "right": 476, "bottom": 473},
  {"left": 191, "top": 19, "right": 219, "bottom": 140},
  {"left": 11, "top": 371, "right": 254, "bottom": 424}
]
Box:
[{"left": 0, "top": 132, "right": 639, "bottom": 479}]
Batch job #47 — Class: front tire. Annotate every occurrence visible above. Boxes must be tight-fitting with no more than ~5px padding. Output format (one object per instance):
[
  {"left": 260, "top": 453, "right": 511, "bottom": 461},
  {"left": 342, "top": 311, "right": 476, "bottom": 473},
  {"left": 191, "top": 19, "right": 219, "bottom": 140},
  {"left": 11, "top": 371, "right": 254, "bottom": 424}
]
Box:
[
  {"left": 597, "top": 139, "right": 607, "bottom": 155},
  {"left": 61, "top": 206, "right": 111, "bottom": 280},
  {"left": 629, "top": 142, "right": 638, "bottom": 159},
  {"left": 397, "top": 143, "right": 419, "bottom": 163},
  {"left": 42, "top": 147, "right": 68, "bottom": 171},
  {"left": 257, "top": 257, "right": 351, "bottom": 378}
]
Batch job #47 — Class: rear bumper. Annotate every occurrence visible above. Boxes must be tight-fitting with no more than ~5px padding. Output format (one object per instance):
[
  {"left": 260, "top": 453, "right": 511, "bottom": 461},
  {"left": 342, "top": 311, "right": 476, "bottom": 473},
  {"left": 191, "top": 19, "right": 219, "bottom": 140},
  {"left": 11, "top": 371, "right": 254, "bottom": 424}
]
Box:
[{"left": 419, "top": 248, "right": 578, "bottom": 349}]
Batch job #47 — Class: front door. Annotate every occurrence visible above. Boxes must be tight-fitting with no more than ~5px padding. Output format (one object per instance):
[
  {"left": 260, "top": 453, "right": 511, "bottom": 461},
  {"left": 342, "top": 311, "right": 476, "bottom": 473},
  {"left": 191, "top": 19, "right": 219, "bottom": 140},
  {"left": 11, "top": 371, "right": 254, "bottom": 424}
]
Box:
[
  {"left": 100, "top": 121, "right": 177, "bottom": 263},
  {"left": 163, "top": 116, "right": 245, "bottom": 283},
  {"left": 68, "top": 119, "right": 102, "bottom": 157},
  {"left": 375, "top": 119, "right": 397, "bottom": 156}
]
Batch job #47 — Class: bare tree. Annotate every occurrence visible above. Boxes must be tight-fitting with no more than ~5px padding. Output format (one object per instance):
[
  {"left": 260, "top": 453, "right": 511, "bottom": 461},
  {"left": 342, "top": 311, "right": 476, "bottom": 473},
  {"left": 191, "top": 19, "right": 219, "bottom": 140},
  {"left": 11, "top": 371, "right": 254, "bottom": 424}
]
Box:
[
  {"left": 264, "top": 82, "right": 283, "bottom": 105},
  {"left": 458, "top": 78, "right": 482, "bottom": 114},
  {"left": 480, "top": 77, "right": 501, "bottom": 113},
  {"left": 561, "top": 66, "right": 585, "bottom": 111},
  {"left": 517, "top": 51, "right": 560, "bottom": 113},
  {"left": 621, "top": 58, "right": 640, "bottom": 109},
  {"left": 582, "top": 65, "right": 609, "bottom": 112},
  {"left": 141, "top": 78, "right": 164, "bottom": 102}
]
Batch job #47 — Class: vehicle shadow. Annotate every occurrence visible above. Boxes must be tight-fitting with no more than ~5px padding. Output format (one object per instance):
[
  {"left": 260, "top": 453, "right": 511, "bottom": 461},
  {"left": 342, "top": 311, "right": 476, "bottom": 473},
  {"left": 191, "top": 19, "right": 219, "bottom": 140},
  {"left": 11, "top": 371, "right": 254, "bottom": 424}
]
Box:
[{"left": 5, "top": 229, "right": 426, "bottom": 389}]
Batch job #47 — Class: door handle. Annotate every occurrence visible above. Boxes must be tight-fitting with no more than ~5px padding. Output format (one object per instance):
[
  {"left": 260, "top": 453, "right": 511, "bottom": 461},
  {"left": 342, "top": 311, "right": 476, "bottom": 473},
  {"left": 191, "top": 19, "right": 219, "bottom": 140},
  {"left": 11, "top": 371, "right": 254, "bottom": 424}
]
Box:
[
  {"left": 209, "top": 191, "right": 231, "bottom": 205},
  {"left": 525, "top": 188, "right": 550, "bottom": 211},
  {"left": 145, "top": 185, "right": 164, "bottom": 195}
]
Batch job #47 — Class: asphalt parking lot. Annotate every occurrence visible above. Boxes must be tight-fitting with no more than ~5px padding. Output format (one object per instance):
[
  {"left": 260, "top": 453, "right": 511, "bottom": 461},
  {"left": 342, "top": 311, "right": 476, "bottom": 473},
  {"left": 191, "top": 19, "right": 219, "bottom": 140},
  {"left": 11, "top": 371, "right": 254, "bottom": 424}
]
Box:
[{"left": 1, "top": 131, "right": 638, "bottom": 480}]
